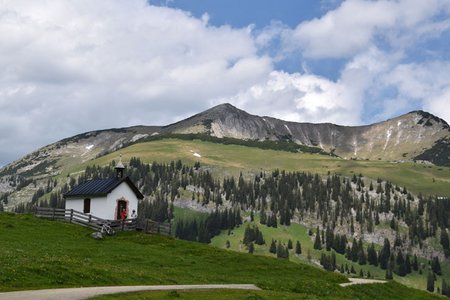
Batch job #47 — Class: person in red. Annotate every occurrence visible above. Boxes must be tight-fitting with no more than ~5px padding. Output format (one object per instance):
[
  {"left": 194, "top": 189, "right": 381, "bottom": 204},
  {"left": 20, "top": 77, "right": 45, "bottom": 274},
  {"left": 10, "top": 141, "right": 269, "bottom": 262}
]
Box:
[{"left": 120, "top": 208, "right": 127, "bottom": 220}]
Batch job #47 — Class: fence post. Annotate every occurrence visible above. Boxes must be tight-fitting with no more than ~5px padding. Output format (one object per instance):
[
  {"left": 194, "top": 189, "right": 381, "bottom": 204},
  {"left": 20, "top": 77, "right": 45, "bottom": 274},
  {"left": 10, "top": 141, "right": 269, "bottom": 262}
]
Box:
[
  {"left": 52, "top": 208, "right": 55, "bottom": 220},
  {"left": 121, "top": 220, "right": 125, "bottom": 231},
  {"left": 169, "top": 223, "right": 171, "bottom": 235},
  {"left": 89, "top": 214, "right": 92, "bottom": 224},
  {"left": 70, "top": 209, "right": 73, "bottom": 223}
]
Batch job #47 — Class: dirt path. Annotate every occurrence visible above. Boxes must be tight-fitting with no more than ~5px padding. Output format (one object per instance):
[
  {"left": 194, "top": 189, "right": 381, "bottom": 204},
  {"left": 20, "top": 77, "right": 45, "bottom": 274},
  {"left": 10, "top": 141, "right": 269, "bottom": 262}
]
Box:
[
  {"left": 340, "top": 278, "right": 387, "bottom": 287},
  {"left": 0, "top": 284, "right": 261, "bottom": 300}
]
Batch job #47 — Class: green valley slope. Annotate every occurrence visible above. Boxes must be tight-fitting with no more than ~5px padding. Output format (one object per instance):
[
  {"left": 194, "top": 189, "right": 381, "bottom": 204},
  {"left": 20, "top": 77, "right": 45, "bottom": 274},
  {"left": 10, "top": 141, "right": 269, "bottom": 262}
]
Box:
[
  {"left": 0, "top": 213, "right": 442, "bottom": 300},
  {"left": 71, "top": 139, "right": 450, "bottom": 197}
]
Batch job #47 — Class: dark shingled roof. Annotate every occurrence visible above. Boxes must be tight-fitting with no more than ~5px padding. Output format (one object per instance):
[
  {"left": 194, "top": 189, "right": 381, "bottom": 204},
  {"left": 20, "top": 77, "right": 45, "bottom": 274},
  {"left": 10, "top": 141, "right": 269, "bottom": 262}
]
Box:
[{"left": 64, "top": 176, "right": 144, "bottom": 199}]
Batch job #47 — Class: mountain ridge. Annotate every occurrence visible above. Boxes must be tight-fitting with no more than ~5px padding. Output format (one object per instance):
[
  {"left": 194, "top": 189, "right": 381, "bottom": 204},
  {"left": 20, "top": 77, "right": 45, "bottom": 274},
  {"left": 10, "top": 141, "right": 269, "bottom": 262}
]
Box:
[
  {"left": 164, "top": 103, "right": 450, "bottom": 162},
  {"left": 1, "top": 103, "right": 450, "bottom": 181}
]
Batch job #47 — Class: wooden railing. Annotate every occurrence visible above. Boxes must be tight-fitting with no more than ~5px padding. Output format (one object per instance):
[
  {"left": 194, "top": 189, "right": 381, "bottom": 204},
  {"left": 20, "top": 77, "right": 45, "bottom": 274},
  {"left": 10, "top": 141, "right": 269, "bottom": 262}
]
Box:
[
  {"left": 35, "top": 207, "right": 171, "bottom": 235},
  {"left": 137, "top": 219, "right": 171, "bottom": 235}
]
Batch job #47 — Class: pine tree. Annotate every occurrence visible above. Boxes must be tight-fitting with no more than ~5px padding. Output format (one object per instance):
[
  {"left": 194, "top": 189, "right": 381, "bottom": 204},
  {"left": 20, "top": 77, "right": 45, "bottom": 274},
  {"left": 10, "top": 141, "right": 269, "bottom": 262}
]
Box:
[
  {"left": 395, "top": 250, "right": 407, "bottom": 276},
  {"left": 260, "top": 210, "right": 266, "bottom": 225},
  {"left": 357, "top": 239, "right": 366, "bottom": 265},
  {"left": 441, "top": 229, "right": 450, "bottom": 258},
  {"left": 331, "top": 251, "right": 337, "bottom": 271},
  {"left": 427, "top": 272, "right": 435, "bottom": 292},
  {"left": 276, "top": 241, "right": 283, "bottom": 258},
  {"left": 248, "top": 242, "right": 254, "bottom": 254},
  {"left": 243, "top": 225, "right": 252, "bottom": 246},
  {"left": 255, "top": 229, "right": 265, "bottom": 245},
  {"left": 379, "top": 238, "right": 391, "bottom": 269},
  {"left": 269, "top": 239, "right": 277, "bottom": 254},
  {"left": 287, "top": 239, "right": 293, "bottom": 250},
  {"left": 325, "top": 226, "right": 334, "bottom": 251},
  {"left": 384, "top": 268, "right": 393, "bottom": 280},
  {"left": 350, "top": 238, "right": 359, "bottom": 262},
  {"left": 367, "top": 243, "right": 378, "bottom": 266},
  {"left": 295, "top": 241, "right": 302, "bottom": 255},
  {"left": 432, "top": 256, "right": 442, "bottom": 276},
  {"left": 314, "top": 227, "right": 322, "bottom": 250},
  {"left": 405, "top": 254, "right": 412, "bottom": 274},
  {"left": 412, "top": 254, "right": 419, "bottom": 271}
]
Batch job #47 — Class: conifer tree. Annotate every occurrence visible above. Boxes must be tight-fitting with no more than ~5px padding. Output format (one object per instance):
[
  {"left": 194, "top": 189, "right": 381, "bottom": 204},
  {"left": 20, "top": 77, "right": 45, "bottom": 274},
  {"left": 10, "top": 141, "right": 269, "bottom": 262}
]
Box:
[
  {"left": 357, "top": 238, "right": 366, "bottom": 265},
  {"left": 248, "top": 242, "right": 254, "bottom": 254},
  {"left": 331, "top": 251, "right": 337, "bottom": 271},
  {"left": 325, "top": 226, "right": 334, "bottom": 251},
  {"left": 314, "top": 227, "right": 322, "bottom": 250},
  {"left": 412, "top": 254, "right": 419, "bottom": 271},
  {"left": 405, "top": 254, "right": 412, "bottom": 274},
  {"left": 367, "top": 243, "right": 378, "bottom": 266},
  {"left": 295, "top": 241, "right": 302, "bottom": 255},
  {"left": 441, "top": 229, "right": 450, "bottom": 258},
  {"left": 384, "top": 268, "right": 394, "bottom": 280},
  {"left": 427, "top": 272, "right": 435, "bottom": 292},
  {"left": 432, "top": 256, "right": 442, "bottom": 276},
  {"left": 269, "top": 239, "right": 277, "bottom": 254},
  {"left": 395, "top": 250, "right": 407, "bottom": 276},
  {"left": 287, "top": 239, "right": 293, "bottom": 250},
  {"left": 379, "top": 238, "right": 391, "bottom": 269},
  {"left": 350, "top": 238, "right": 359, "bottom": 262}
]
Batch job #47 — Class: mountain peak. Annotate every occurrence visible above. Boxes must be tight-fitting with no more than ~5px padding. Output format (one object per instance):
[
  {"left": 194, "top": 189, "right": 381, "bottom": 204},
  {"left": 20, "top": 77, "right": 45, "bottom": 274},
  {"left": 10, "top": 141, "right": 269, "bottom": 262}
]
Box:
[
  {"left": 203, "top": 103, "right": 242, "bottom": 114},
  {"left": 407, "top": 110, "right": 450, "bottom": 129}
]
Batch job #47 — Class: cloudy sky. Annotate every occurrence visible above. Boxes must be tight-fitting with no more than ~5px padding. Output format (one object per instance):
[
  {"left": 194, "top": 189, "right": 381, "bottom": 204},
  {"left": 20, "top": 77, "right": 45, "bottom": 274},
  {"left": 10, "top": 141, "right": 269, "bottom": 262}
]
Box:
[{"left": 1, "top": 0, "right": 450, "bottom": 166}]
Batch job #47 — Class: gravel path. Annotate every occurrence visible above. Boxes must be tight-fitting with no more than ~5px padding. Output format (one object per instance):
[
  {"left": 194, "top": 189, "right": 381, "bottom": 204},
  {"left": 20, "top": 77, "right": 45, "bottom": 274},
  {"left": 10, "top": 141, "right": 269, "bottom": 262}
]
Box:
[
  {"left": 0, "top": 284, "right": 261, "bottom": 300},
  {"left": 340, "top": 278, "right": 387, "bottom": 287}
]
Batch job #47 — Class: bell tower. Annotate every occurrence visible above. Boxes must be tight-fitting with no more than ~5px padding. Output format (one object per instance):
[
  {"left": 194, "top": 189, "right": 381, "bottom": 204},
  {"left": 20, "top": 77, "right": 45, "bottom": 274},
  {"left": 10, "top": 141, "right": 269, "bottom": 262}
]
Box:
[{"left": 115, "top": 154, "right": 125, "bottom": 178}]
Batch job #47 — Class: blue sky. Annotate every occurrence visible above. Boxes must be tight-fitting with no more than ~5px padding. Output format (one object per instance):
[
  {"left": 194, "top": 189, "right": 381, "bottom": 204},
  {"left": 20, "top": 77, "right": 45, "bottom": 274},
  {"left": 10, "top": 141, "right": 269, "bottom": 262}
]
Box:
[
  {"left": 0, "top": 0, "right": 450, "bottom": 166},
  {"left": 159, "top": 0, "right": 344, "bottom": 77}
]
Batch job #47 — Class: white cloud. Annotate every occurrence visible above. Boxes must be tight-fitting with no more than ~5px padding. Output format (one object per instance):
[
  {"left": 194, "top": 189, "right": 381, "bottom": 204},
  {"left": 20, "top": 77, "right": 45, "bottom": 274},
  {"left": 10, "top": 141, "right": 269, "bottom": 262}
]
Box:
[
  {"left": 425, "top": 88, "right": 450, "bottom": 123},
  {"left": 215, "top": 70, "right": 363, "bottom": 125},
  {"left": 1, "top": 0, "right": 450, "bottom": 167},
  {"left": 0, "top": 0, "right": 271, "bottom": 165},
  {"left": 382, "top": 61, "right": 450, "bottom": 122},
  {"left": 290, "top": 0, "right": 450, "bottom": 59},
  {"left": 382, "top": 61, "right": 450, "bottom": 100}
]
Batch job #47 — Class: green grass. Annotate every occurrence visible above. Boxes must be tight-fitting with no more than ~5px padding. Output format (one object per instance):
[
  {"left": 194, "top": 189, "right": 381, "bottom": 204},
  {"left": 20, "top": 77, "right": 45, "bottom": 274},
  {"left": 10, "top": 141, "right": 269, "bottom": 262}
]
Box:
[
  {"left": 211, "top": 217, "right": 450, "bottom": 292},
  {"left": 90, "top": 289, "right": 312, "bottom": 300},
  {"left": 63, "top": 139, "right": 450, "bottom": 197},
  {"left": 0, "top": 213, "right": 442, "bottom": 299}
]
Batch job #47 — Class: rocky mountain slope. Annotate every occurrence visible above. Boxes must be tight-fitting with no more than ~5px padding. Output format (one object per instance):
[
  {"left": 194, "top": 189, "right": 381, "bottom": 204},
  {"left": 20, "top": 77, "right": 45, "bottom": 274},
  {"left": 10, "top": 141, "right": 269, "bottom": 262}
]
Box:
[
  {"left": 0, "top": 103, "right": 449, "bottom": 208},
  {"left": 169, "top": 103, "right": 450, "bottom": 162}
]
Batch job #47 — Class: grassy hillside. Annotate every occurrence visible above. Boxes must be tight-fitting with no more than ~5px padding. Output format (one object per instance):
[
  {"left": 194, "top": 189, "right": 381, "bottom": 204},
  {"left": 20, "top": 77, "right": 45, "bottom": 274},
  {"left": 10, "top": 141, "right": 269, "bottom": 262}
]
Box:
[
  {"left": 210, "top": 217, "right": 449, "bottom": 292},
  {"left": 0, "top": 213, "right": 442, "bottom": 299},
  {"left": 63, "top": 138, "right": 450, "bottom": 197}
]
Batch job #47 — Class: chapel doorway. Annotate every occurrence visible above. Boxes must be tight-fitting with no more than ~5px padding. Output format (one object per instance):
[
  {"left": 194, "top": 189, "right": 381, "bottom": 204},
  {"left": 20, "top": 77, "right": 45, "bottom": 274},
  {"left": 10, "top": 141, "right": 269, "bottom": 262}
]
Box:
[{"left": 117, "top": 200, "right": 127, "bottom": 220}]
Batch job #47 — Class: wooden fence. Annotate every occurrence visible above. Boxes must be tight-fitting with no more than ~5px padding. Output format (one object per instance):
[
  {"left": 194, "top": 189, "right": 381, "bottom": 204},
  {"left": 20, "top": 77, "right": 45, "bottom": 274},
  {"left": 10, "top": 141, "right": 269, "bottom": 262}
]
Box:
[
  {"left": 137, "top": 219, "right": 171, "bottom": 235},
  {"left": 34, "top": 207, "right": 170, "bottom": 235}
]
